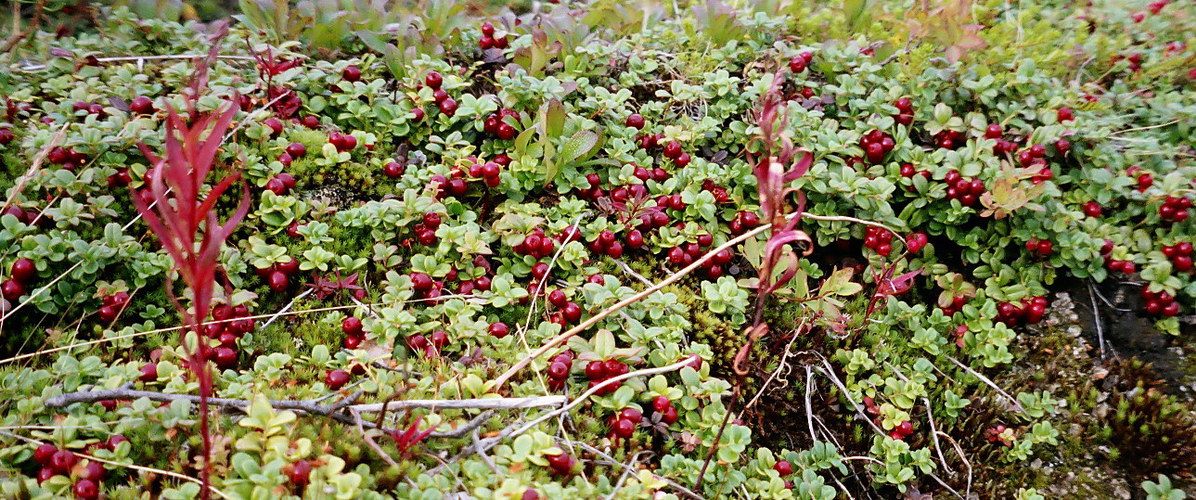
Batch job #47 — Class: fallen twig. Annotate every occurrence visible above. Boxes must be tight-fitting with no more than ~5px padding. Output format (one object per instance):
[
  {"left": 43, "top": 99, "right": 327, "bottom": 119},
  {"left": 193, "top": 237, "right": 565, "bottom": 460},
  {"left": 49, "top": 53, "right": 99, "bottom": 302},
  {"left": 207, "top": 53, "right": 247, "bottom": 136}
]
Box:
[{"left": 944, "top": 355, "right": 1026, "bottom": 414}]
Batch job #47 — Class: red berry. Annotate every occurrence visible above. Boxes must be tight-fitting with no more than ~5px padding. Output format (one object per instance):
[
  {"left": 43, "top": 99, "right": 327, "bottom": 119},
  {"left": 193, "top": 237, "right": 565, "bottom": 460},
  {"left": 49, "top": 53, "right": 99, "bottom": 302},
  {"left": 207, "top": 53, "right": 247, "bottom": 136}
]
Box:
[
  {"left": 129, "top": 96, "right": 155, "bottom": 115},
  {"left": 548, "top": 362, "right": 569, "bottom": 379},
  {"left": 289, "top": 459, "right": 312, "bottom": 485},
  {"left": 34, "top": 443, "right": 57, "bottom": 465},
  {"left": 342, "top": 65, "right": 361, "bottom": 82},
  {"left": 548, "top": 289, "right": 567, "bottom": 308},
  {"left": 663, "top": 141, "right": 682, "bottom": 159},
  {"left": 139, "top": 362, "right": 157, "bottom": 382},
  {"left": 411, "top": 272, "right": 433, "bottom": 292},
  {"left": 562, "top": 302, "right": 582, "bottom": 323},
  {"left": 625, "top": 113, "right": 645, "bottom": 129},
  {"left": 425, "top": 71, "right": 443, "bottom": 89},
  {"left": 50, "top": 450, "right": 77, "bottom": 473},
  {"left": 1083, "top": 202, "right": 1102, "bottom": 218},
  {"left": 774, "top": 460, "right": 793, "bottom": 476},
  {"left": 285, "top": 142, "right": 306, "bottom": 158},
  {"left": 438, "top": 97, "right": 458, "bottom": 116},
  {"left": 489, "top": 322, "right": 509, "bottom": 338},
  {"left": 214, "top": 347, "right": 237, "bottom": 368},
  {"left": 73, "top": 479, "right": 99, "bottom": 500},
  {"left": 326, "top": 369, "right": 350, "bottom": 389},
  {"left": 10, "top": 258, "right": 35, "bottom": 283},
  {"left": 585, "top": 361, "right": 606, "bottom": 380},
  {"left": 612, "top": 418, "right": 635, "bottom": 438},
  {"left": 1057, "top": 107, "right": 1074, "bottom": 122},
  {"left": 2, "top": 278, "right": 25, "bottom": 301}
]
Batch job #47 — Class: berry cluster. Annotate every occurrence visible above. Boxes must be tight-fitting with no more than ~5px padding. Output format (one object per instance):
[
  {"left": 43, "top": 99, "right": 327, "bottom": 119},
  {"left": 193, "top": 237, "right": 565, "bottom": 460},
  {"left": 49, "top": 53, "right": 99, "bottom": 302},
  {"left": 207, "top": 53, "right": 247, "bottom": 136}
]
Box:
[
  {"left": 859, "top": 129, "right": 895, "bottom": 164},
  {"left": 728, "top": 210, "right": 760, "bottom": 235},
  {"left": 863, "top": 227, "right": 895, "bottom": 256},
  {"left": 584, "top": 359, "right": 629, "bottom": 395},
  {"left": 668, "top": 238, "right": 730, "bottom": 278},
  {"left": 587, "top": 230, "right": 625, "bottom": 259},
  {"left": 787, "top": 50, "right": 814, "bottom": 73},
  {"left": 1142, "top": 287, "right": 1182, "bottom": 317},
  {"left": 995, "top": 296, "right": 1049, "bottom": 326},
  {"left": 546, "top": 289, "right": 583, "bottom": 326},
  {"left": 545, "top": 350, "right": 574, "bottom": 391},
  {"left": 1024, "top": 237, "right": 1054, "bottom": 257},
  {"left": 862, "top": 396, "right": 914, "bottom": 440},
  {"left": 278, "top": 141, "right": 306, "bottom": 167},
  {"left": 1162, "top": 242, "right": 1193, "bottom": 272},
  {"left": 939, "top": 295, "right": 970, "bottom": 317},
  {"left": 406, "top": 330, "right": 450, "bottom": 358},
  {"left": 932, "top": 129, "right": 965, "bottom": 150},
  {"left": 905, "top": 232, "right": 928, "bottom": 253},
  {"left": 96, "top": 291, "right": 130, "bottom": 323},
  {"left": 483, "top": 107, "right": 519, "bottom": 140},
  {"left": 342, "top": 316, "right": 365, "bottom": 349},
  {"left": 410, "top": 271, "right": 445, "bottom": 301},
  {"left": 265, "top": 172, "right": 297, "bottom": 195},
  {"left": 515, "top": 227, "right": 558, "bottom": 259},
  {"left": 34, "top": 439, "right": 123, "bottom": 499},
  {"left": 2, "top": 257, "right": 36, "bottom": 302},
  {"left": 328, "top": 131, "right": 358, "bottom": 153},
  {"left": 892, "top": 97, "right": 915, "bottom": 126},
  {"left": 411, "top": 212, "right": 442, "bottom": 247},
  {"left": 208, "top": 304, "right": 255, "bottom": 367},
  {"left": 661, "top": 140, "right": 691, "bottom": 167},
  {"left": 256, "top": 256, "right": 300, "bottom": 293},
  {"left": 422, "top": 71, "right": 458, "bottom": 117},
  {"left": 701, "top": 179, "right": 731, "bottom": 205},
  {"left": 943, "top": 170, "right": 985, "bottom": 207},
  {"left": 651, "top": 395, "right": 679, "bottom": 425},
  {"left": 71, "top": 99, "right": 107, "bottom": 118},
  {"left": 1128, "top": 165, "right": 1153, "bottom": 193},
  {"left": 47, "top": 145, "right": 88, "bottom": 171},
  {"left": 477, "top": 21, "right": 509, "bottom": 50},
  {"left": 1158, "top": 194, "right": 1191, "bottom": 223},
  {"left": 464, "top": 154, "right": 507, "bottom": 188},
  {"left": 608, "top": 407, "right": 642, "bottom": 439}
]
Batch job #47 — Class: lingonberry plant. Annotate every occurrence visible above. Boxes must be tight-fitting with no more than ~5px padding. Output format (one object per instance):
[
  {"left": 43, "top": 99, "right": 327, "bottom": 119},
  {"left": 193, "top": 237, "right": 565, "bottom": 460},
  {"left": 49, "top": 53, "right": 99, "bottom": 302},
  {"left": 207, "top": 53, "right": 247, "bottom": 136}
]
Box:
[{"left": 0, "top": 1, "right": 1194, "bottom": 499}]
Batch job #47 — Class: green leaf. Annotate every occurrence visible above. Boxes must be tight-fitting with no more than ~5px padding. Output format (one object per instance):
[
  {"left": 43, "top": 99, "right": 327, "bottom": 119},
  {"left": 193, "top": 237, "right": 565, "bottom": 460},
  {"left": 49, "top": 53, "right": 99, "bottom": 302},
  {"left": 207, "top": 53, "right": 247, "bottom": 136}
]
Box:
[
  {"left": 542, "top": 99, "right": 566, "bottom": 138},
  {"left": 559, "top": 130, "right": 600, "bottom": 166}
]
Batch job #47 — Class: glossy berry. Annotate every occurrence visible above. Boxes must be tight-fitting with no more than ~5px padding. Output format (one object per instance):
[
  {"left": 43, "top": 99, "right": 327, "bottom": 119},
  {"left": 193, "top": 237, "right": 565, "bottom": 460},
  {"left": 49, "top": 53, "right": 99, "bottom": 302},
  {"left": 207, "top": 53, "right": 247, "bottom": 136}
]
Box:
[
  {"left": 10, "top": 257, "right": 36, "bottom": 282},
  {"left": 425, "top": 71, "right": 443, "bottom": 89},
  {"left": 774, "top": 460, "right": 793, "bottom": 476},
  {"left": 625, "top": 113, "right": 645, "bottom": 129},
  {"left": 129, "top": 96, "right": 155, "bottom": 115},
  {"left": 214, "top": 347, "right": 237, "bottom": 368},
  {"left": 489, "top": 322, "right": 509, "bottom": 338},
  {"left": 289, "top": 459, "right": 312, "bottom": 485},
  {"left": 326, "top": 369, "right": 351, "bottom": 389},
  {"left": 73, "top": 479, "right": 99, "bottom": 500},
  {"left": 2, "top": 279, "right": 25, "bottom": 301},
  {"left": 342, "top": 65, "right": 361, "bottom": 82}
]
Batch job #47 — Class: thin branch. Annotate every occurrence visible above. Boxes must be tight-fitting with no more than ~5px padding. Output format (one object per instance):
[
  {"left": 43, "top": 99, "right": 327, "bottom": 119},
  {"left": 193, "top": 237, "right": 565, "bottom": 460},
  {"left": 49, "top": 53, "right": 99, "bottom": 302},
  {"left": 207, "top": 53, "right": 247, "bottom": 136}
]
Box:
[
  {"left": 472, "top": 428, "right": 499, "bottom": 474},
  {"left": 44, "top": 387, "right": 564, "bottom": 414},
  {"left": 567, "top": 440, "right": 704, "bottom": 500},
  {"left": 350, "top": 408, "right": 398, "bottom": 468},
  {"left": 944, "top": 355, "right": 1026, "bottom": 414}
]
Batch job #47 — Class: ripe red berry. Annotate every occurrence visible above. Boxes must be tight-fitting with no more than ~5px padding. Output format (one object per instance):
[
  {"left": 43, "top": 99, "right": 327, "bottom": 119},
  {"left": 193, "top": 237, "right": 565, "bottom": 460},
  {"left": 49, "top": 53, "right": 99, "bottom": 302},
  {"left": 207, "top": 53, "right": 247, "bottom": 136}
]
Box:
[
  {"left": 50, "top": 450, "right": 77, "bottom": 473},
  {"left": 652, "top": 395, "right": 672, "bottom": 412},
  {"left": 129, "top": 96, "right": 155, "bottom": 115},
  {"left": 1057, "top": 107, "right": 1074, "bottom": 122},
  {"left": 1083, "top": 201, "right": 1102, "bottom": 217},
  {"left": 326, "top": 369, "right": 350, "bottom": 389},
  {"left": 74, "top": 479, "right": 99, "bottom": 500},
  {"left": 625, "top": 113, "right": 645, "bottom": 129},
  {"left": 214, "top": 347, "right": 237, "bottom": 368},
  {"left": 383, "top": 161, "right": 404, "bottom": 178},
  {"left": 438, "top": 97, "right": 458, "bottom": 116},
  {"left": 548, "top": 362, "right": 569, "bottom": 379},
  {"left": 425, "top": 71, "right": 443, "bottom": 89},
  {"left": 612, "top": 418, "right": 635, "bottom": 438},
  {"left": 562, "top": 302, "right": 582, "bottom": 323},
  {"left": 342, "top": 65, "right": 361, "bottom": 82},
  {"left": 619, "top": 407, "right": 643, "bottom": 423},
  {"left": 411, "top": 272, "right": 433, "bottom": 292},
  {"left": 2, "top": 278, "right": 26, "bottom": 301},
  {"left": 774, "top": 460, "right": 793, "bottom": 476},
  {"left": 289, "top": 459, "right": 312, "bottom": 485},
  {"left": 480, "top": 21, "right": 495, "bottom": 37},
  {"left": 285, "top": 142, "right": 306, "bottom": 158},
  {"left": 663, "top": 141, "right": 682, "bottom": 159},
  {"left": 548, "top": 289, "right": 567, "bottom": 308},
  {"left": 10, "top": 258, "right": 36, "bottom": 283},
  {"left": 139, "top": 362, "right": 157, "bottom": 382},
  {"left": 34, "top": 443, "right": 57, "bottom": 465},
  {"left": 489, "top": 322, "right": 509, "bottom": 338}
]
